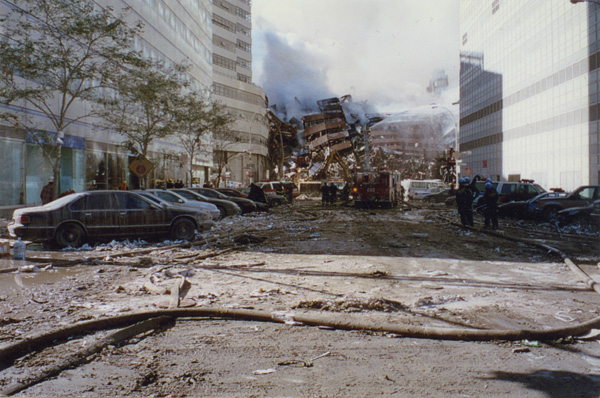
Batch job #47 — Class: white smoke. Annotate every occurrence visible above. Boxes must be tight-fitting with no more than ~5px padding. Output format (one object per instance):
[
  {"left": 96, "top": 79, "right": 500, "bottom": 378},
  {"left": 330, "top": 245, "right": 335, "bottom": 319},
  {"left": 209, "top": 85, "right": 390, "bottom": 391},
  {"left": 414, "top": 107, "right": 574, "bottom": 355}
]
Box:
[{"left": 259, "top": 32, "right": 334, "bottom": 121}]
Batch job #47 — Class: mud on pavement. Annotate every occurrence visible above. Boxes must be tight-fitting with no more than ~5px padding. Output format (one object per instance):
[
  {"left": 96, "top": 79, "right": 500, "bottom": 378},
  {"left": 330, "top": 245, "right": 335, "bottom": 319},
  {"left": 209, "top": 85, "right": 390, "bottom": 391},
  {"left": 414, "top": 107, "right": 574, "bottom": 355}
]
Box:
[{"left": 1, "top": 200, "right": 600, "bottom": 397}]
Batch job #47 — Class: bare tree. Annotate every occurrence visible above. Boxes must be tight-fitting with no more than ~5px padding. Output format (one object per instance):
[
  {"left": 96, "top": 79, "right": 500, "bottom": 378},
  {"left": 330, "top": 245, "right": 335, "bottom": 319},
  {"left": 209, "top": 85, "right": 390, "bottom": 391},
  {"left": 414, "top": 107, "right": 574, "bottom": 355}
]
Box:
[
  {"left": 207, "top": 103, "right": 238, "bottom": 187},
  {"left": 0, "top": 0, "right": 143, "bottom": 199},
  {"left": 98, "top": 60, "right": 189, "bottom": 187},
  {"left": 174, "top": 91, "right": 211, "bottom": 186}
]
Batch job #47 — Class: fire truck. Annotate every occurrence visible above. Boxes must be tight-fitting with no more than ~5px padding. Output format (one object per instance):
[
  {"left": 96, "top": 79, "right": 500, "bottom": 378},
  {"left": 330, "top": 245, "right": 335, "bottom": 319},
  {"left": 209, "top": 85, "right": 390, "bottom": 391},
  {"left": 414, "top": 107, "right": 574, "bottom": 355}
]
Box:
[{"left": 352, "top": 169, "right": 401, "bottom": 208}]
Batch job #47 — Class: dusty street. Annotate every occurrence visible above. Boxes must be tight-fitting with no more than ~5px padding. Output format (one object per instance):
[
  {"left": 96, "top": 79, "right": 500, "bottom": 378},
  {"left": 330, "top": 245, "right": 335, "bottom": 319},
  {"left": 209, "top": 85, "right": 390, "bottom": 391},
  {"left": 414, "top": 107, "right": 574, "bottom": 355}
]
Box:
[{"left": 1, "top": 200, "right": 600, "bottom": 397}]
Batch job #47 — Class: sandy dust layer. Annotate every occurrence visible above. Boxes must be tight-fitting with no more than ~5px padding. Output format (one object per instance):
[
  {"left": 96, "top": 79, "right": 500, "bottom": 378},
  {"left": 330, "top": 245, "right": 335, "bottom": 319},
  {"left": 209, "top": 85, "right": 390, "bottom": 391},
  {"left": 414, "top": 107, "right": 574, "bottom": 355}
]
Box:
[{"left": 1, "top": 200, "right": 600, "bottom": 397}]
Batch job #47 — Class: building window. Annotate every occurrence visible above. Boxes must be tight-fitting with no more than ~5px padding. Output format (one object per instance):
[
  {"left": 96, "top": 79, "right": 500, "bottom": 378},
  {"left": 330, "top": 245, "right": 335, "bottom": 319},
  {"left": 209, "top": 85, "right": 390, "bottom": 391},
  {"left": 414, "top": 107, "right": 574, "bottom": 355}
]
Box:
[
  {"left": 237, "top": 39, "right": 251, "bottom": 53},
  {"left": 213, "top": 54, "right": 236, "bottom": 71},
  {"left": 236, "top": 7, "right": 251, "bottom": 22},
  {"left": 237, "top": 57, "right": 251, "bottom": 70},
  {"left": 237, "top": 73, "right": 251, "bottom": 83},
  {"left": 213, "top": 14, "right": 236, "bottom": 33},
  {"left": 237, "top": 24, "right": 251, "bottom": 37},
  {"left": 213, "top": 35, "right": 237, "bottom": 53},
  {"left": 212, "top": 83, "right": 264, "bottom": 106}
]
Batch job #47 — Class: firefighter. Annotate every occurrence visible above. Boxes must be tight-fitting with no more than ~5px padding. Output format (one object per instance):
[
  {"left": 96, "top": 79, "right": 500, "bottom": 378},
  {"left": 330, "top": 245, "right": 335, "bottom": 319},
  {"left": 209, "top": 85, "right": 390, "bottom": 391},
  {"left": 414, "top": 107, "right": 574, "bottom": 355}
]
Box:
[
  {"left": 341, "top": 183, "right": 350, "bottom": 202},
  {"left": 285, "top": 185, "right": 294, "bottom": 204},
  {"left": 455, "top": 178, "right": 474, "bottom": 227},
  {"left": 320, "top": 182, "right": 329, "bottom": 205},
  {"left": 328, "top": 182, "right": 338, "bottom": 205},
  {"left": 481, "top": 181, "right": 499, "bottom": 230}
]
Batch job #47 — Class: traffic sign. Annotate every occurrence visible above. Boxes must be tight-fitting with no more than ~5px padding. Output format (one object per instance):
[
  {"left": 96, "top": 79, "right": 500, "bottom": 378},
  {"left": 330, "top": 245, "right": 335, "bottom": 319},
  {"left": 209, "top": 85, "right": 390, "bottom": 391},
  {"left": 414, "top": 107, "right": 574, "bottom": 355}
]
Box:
[{"left": 129, "top": 155, "right": 154, "bottom": 178}]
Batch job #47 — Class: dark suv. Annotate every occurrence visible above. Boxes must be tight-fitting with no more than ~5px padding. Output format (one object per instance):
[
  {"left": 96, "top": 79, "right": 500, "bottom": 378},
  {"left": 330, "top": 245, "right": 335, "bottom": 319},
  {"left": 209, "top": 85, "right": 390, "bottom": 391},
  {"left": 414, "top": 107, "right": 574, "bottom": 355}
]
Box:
[{"left": 534, "top": 185, "right": 600, "bottom": 219}]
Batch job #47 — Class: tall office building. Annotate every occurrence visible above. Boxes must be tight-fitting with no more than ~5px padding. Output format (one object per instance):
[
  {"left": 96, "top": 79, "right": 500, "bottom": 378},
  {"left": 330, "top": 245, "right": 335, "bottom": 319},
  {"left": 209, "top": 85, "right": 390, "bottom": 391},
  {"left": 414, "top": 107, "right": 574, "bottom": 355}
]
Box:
[
  {"left": 459, "top": 0, "right": 599, "bottom": 190},
  {"left": 212, "top": 0, "right": 268, "bottom": 186},
  {"left": 0, "top": 0, "right": 214, "bottom": 206}
]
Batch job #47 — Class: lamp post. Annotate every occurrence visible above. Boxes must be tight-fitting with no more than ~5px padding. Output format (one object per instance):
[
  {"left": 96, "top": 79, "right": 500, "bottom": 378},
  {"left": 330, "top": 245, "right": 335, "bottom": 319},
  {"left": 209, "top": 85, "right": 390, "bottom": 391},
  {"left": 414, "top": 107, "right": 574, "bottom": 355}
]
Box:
[{"left": 431, "top": 105, "right": 459, "bottom": 185}]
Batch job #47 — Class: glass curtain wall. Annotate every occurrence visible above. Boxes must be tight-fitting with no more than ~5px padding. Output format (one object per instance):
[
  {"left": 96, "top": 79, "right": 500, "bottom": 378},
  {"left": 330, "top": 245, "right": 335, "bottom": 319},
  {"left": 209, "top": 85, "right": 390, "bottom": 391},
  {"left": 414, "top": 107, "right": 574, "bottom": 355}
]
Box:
[{"left": 0, "top": 139, "right": 24, "bottom": 206}]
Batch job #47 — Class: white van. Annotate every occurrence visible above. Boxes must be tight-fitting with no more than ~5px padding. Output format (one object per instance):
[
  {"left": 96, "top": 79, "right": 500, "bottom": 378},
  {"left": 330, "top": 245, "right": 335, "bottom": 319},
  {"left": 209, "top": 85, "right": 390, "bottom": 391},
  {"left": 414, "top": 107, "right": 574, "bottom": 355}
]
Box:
[{"left": 402, "top": 179, "right": 448, "bottom": 200}]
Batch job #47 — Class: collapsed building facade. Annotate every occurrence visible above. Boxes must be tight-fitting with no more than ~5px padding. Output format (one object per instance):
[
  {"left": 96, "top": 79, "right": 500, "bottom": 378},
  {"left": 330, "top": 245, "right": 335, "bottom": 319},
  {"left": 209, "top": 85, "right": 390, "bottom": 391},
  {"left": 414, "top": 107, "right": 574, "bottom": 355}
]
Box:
[
  {"left": 368, "top": 107, "right": 456, "bottom": 179},
  {"left": 266, "top": 94, "right": 455, "bottom": 186}
]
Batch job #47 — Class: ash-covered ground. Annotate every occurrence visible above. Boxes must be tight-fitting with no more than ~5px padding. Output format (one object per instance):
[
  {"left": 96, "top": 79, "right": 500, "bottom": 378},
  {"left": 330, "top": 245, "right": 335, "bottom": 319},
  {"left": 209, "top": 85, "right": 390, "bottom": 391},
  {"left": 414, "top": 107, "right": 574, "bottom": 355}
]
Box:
[{"left": 1, "top": 200, "right": 600, "bottom": 397}]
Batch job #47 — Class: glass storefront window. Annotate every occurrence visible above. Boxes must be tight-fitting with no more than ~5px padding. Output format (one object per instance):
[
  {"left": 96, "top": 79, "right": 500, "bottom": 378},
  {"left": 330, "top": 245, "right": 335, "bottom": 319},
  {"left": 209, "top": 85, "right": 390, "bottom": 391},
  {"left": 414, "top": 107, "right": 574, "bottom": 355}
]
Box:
[{"left": 0, "top": 139, "right": 24, "bottom": 206}]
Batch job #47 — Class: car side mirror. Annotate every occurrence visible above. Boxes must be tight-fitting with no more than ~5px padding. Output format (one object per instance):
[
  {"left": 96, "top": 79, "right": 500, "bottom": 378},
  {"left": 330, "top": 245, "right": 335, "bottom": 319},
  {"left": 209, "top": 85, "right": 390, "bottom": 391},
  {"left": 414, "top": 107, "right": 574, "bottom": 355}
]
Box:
[{"left": 178, "top": 199, "right": 185, "bottom": 203}]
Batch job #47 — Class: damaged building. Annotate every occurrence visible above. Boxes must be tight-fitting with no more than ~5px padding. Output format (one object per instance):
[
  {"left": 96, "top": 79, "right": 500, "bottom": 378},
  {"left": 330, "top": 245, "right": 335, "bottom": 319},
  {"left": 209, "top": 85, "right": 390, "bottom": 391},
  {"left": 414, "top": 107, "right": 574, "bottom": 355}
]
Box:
[
  {"left": 369, "top": 107, "right": 454, "bottom": 161},
  {"left": 302, "top": 97, "right": 354, "bottom": 157}
]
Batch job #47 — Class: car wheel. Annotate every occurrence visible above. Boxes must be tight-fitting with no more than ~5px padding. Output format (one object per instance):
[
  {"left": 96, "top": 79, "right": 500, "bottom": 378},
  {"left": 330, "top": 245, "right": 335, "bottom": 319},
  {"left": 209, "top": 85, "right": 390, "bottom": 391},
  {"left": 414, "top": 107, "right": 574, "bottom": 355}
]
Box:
[
  {"left": 55, "top": 223, "right": 85, "bottom": 248},
  {"left": 171, "top": 218, "right": 196, "bottom": 241},
  {"left": 271, "top": 199, "right": 282, "bottom": 207},
  {"left": 217, "top": 206, "right": 227, "bottom": 219}
]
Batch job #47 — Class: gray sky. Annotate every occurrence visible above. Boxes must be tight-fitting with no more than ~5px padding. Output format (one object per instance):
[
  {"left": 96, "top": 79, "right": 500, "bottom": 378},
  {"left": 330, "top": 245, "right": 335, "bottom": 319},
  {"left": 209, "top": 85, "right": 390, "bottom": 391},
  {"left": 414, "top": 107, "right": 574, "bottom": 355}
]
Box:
[{"left": 252, "top": 0, "right": 460, "bottom": 115}]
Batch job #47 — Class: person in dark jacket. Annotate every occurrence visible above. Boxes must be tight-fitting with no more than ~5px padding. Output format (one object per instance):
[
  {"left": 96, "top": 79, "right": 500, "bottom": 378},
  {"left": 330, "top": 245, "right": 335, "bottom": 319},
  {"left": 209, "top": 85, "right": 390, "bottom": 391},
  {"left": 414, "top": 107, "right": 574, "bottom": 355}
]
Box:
[
  {"left": 285, "top": 185, "right": 294, "bottom": 204},
  {"left": 481, "top": 181, "right": 499, "bottom": 230},
  {"left": 328, "top": 182, "right": 338, "bottom": 205},
  {"left": 40, "top": 177, "right": 54, "bottom": 205},
  {"left": 248, "top": 183, "right": 267, "bottom": 204},
  {"left": 320, "top": 182, "right": 329, "bottom": 205},
  {"left": 455, "top": 178, "right": 474, "bottom": 227}
]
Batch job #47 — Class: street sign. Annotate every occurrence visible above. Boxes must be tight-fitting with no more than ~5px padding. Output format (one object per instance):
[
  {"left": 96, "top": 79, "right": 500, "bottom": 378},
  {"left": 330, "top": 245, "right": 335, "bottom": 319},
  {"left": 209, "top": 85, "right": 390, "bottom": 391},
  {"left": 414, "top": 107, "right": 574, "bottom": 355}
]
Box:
[
  {"left": 246, "top": 171, "right": 255, "bottom": 178},
  {"left": 464, "top": 167, "right": 472, "bottom": 176},
  {"left": 129, "top": 154, "right": 154, "bottom": 178}
]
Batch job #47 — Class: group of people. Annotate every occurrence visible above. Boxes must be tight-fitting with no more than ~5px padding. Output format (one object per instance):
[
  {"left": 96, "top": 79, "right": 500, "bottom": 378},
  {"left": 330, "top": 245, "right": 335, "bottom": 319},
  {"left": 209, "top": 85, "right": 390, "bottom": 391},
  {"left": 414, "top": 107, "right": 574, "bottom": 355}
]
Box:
[
  {"left": 320, "top": 182, "right": 338, "bottom": 205},
  {"left": 166, "top": 179, "right": 185, "bottom": 189},
  {"left": 455, "top": 176, "right": 499, "bottom": 230}
]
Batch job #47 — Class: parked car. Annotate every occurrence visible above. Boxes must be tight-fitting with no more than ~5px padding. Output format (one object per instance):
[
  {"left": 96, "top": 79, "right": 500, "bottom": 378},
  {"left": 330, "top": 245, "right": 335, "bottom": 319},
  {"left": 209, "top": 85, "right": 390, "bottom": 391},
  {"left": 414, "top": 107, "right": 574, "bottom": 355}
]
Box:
[
  {"left": 7, "top": 190, "right": 211, "bottom": 248},
  {"left": 534, "top": 185, "right": 600, "bottom": 220},
  {"left": 497, "top": 191, "right": 567, "bottom": 219},
  {"left": 137, "top": 189, "right": 221, "bottom": 221},
  {"left": 423, "top": 189, "right": 453, "bottom": 203},
  {"left": 239, "top": 187, "right": 287, "bottom": 207},
  {"left": 187, "top": 187, "right": 257, "bottom": 214},
  {"left": 402, "top": 179, "right": 447, "bottom": 200},
  {"left": 558, "top": 199, "right": 600, "bottom": 231},
  {"left": 216, "top": 188, "right": 269, "bottom": 212},
  {"left": 448, "top": 180, "right": 545, "bottom": 208},
  {"left": 255, "top": 181, "right": 299, "bottom": 197},
  {"left": 171, "top": 189, "right": 241, "bottom": 219}
]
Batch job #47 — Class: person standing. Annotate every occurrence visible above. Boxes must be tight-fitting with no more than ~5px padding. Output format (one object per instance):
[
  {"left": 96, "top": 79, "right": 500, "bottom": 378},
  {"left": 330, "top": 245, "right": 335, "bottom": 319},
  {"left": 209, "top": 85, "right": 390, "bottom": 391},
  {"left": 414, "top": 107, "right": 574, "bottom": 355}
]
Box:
[
  {"left": 40, "top": 177, "right": 54, "bottom": 205},
  {"left": 119, "top": 180, "right": 128, "bottom": 190},
  {"left": 248, "top": 182, "right": 267, "bottom": 204},
  {"left": 285, "top": 185, "right": 294, "bottom": 204},
  {"left": 328, "top": 182, "right": 338, "bottom": 205},
  {"left": 481, "top": 182, "right": 499, "bottom": 230},
  {"left": 455, "top": 178, "right": 474, "bottom": 227},
  {"left": 320, "top": 182, "right": 329, "bottom": 205}
]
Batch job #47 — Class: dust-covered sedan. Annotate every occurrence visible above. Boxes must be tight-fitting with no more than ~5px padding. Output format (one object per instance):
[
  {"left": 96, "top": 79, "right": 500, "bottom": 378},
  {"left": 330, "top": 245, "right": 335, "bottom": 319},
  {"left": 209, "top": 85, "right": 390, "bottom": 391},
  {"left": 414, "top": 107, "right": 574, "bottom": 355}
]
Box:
[{"left": 7, "top": 190, "right": 212, "bottom": 248}]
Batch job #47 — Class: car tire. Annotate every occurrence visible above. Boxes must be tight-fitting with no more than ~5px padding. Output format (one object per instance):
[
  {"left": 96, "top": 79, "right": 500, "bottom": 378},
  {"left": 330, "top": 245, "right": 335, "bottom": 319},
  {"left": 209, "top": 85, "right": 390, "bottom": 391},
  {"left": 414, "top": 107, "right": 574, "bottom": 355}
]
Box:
[
  {"left": 55, "top": 223, "right": 85, "bottom": 248},
  {"left": 217, "top": 206, "right": 227, "bottom": 219},
  {"left": 271, "top": 199, "right": 282, "bottom": 207},
  {"left": 171, "top": 218, "right": 196, "bottom": 241}
]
